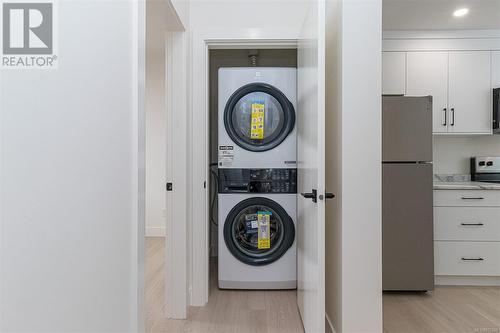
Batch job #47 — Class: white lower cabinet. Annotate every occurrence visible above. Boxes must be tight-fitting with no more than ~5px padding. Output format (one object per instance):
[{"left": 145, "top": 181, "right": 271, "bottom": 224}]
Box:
[
  {"left": 434, "top": 190, "right": 500, "bottom": 207},
  {"left": 435, "top": 242, "right": 500, "bottom": 276},
  {"left": 434, "top": 190, "right": 500, "bottom": 285},
  {"left": 434, "top": 207, "right": 500, "bottom": 241}
]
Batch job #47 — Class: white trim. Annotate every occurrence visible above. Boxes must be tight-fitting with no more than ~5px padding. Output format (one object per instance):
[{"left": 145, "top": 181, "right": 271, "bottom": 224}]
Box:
[
  {"left": 435, "top": 275, "right": 500, "bottom": 286},
  {"left": 383, "top": 39, "right": 500, "bottom": 52},
  {"left": 146, "top": 227, "right": 166, "bottom": 237},
  {"left": 383, "top": 30, "right": 500, "bottom": 52},
  {"left": 132, "top": 0, "right": 146, "bottom": 331},
  {"left": 383, "top": 29, "right": 500, "bottom": 40},
  {"left": 188, "top": 27, "right": 301, "bottom": 307}
]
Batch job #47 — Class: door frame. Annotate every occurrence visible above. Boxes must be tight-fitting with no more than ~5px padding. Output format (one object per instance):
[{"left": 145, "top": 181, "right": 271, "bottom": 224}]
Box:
[{"left": 188, "top": 29, "right": 299, "bottom": 306}]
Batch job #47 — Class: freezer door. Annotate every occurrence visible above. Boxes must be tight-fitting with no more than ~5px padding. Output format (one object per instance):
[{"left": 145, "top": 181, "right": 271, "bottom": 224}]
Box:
[
  {"left": 382, "top": 163, "right": 434, "bottom": 291},
  {"left": 382, "top": 96, "right": 433, "bottom": 162}
]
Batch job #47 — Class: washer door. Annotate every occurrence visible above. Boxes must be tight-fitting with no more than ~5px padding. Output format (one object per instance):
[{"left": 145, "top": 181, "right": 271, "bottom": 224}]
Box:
[
  {"left": 224, "top": 197, "right": 295, "bottom": 266},
  {"left": 224, "top": 83, "right": 295, "bottom": 152}
]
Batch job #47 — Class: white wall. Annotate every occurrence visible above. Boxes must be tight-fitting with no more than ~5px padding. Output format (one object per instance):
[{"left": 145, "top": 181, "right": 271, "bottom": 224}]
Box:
[
  {"left": 325, "top": 0, "right": 383, "bottom": 332},
  {"left": 0, "top": 1, "right": 143, "bottom": 331},
  {"left": 146, "top": 0, "right": 167, "bottom": 237},
  {"left": 434, "top": 136, "right": 500, "bottom": 174},
  {"left": 189, "top": 0, "right": 306, "bottom": 33}
]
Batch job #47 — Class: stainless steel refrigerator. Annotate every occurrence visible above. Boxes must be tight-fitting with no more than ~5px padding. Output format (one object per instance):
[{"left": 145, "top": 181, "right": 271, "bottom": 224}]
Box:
[{"left": 382, "top": 95, "right": 434, "bottom": 291}]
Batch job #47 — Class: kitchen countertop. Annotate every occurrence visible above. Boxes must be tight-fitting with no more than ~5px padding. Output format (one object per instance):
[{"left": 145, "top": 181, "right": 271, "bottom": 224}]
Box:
[{"left": 433, "top": 181, "right": 500, "bottom": 190}]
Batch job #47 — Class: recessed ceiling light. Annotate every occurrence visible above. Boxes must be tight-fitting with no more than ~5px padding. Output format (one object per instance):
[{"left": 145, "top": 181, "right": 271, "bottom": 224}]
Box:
[{"left": 453, "top": 8, "right": 469, "bottom": 17}]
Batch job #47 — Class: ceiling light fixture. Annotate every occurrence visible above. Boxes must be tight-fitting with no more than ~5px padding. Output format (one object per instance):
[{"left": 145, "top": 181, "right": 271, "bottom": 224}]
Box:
[{"left": 453, "top": 8, "right": 469, "bottom": 17}]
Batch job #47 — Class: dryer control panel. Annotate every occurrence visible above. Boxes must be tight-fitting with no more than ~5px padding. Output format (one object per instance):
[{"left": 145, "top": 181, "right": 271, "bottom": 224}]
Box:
[{"left": 218, "top": 168, "right": 297, "bottom": 194}]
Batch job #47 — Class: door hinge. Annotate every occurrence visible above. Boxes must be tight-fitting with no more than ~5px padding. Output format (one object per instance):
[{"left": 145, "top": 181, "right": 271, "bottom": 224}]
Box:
[{"left": 166, "top": 182, "right": 173, "bottom": 191}]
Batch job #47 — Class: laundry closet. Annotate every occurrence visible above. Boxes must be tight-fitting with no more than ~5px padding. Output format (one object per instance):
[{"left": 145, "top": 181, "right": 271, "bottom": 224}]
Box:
[{"left": 208, "top": 49, "right": 299, "bottom": 290}]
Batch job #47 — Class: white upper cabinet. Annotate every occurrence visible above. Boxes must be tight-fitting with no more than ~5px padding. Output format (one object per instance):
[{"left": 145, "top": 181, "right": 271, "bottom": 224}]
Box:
[
  {"left": 382, "top": 52, "right": 406, "bottom": 95},
  {"left": 448, "top": 51, "right": 492, "bottom": 134},
  {"left": 406, "top": 52, "right": 449, "bottom": 134},
  {"left": 492, "top": 51, "right": 500, "bottom": 88}
]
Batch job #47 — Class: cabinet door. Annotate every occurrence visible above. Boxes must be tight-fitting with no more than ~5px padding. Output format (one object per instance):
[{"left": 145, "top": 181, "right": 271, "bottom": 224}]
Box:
[
  {"left": 406, "top": 52, "right": 449, "bottom": 133},
  {"left": 493, "top": 51, "right": 500, "bottom": 88},
  {"left": 448, "top": 51, "right": 492, "bottom": 134},
  {"left": 382, "top": 52, "right": 406, "bottom": 95}
]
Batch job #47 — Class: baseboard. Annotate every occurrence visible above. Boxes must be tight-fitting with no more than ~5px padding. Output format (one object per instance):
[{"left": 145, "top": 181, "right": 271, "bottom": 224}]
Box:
[
  {"left": 146, "top": 226, "right": 166, "bottom": 237},
  {"left": 325, "top": 313, "right": 336, "bottom": 333},
  {"left": 435, "top": 275, "right": 500, "bottom": 286}
]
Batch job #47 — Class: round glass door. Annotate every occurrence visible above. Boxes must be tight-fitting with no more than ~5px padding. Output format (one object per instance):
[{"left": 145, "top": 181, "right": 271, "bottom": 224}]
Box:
[
  {"left": 224, "top": 83, "right": 295, "bottom": 152},
  {"left": 224, "top": 197, "right": 295, "bottom": 266}
]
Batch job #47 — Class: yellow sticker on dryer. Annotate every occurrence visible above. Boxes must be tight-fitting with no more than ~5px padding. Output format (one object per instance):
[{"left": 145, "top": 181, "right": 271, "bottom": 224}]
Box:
[
  {"left": 250, "top": 102, "right": 265, "bottom": 140},
  {"left": 257, "top": 211, "right": 271, "bottom": 249}
]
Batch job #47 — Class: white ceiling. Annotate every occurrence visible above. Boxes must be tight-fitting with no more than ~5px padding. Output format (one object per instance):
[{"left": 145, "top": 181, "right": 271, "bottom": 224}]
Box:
[{"left": 383, "top": 0, "right": 500, "bottom": 30}]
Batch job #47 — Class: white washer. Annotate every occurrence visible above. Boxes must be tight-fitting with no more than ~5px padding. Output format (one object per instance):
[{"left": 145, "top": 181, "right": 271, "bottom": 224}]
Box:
[
  {"left": 218, "top": 193, "right": 297, "bottom": 289},
  {"left": 218, "top": 67, "right": 297, "bottom": 169}
]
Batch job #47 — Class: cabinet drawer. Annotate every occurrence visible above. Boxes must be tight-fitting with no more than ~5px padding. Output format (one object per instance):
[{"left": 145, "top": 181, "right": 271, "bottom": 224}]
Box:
[
  {"left": 434, "top": 207, "right": 500, "bottom": 241},
  {"left": 435, "top": 241, "right": 500, "bottom": 276},
  {"left": 434, "top": 190, "right": 500, "bottom": 207}
]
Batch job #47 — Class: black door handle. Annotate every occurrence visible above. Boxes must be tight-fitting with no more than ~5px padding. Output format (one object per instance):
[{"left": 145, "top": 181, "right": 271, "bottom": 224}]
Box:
[{"left": 301, "top": 189, "right": 317, "bottom": 203}]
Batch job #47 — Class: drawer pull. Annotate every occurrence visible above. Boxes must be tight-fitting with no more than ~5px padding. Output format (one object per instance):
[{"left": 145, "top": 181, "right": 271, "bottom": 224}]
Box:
[
  {"left": 461, "top": 257, "right": 484, "bottom": 261},
  {"left": 460, "top": 223, "right": 484, "bottom": 226},
  {"left": 461, "top": 197, "right": 484, "bottom": 200}
]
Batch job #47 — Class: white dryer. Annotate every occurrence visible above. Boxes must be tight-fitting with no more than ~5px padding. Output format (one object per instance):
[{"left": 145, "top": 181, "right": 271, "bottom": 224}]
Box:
[
  {"left": 218, "top": 67, "right": 297, "bottom": 169},
  {"left": 218, "top": 168, "right": 297, "bottom": 289}
]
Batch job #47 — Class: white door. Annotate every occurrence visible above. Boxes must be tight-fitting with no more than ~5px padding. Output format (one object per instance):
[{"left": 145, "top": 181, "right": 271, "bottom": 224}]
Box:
[
  {"left": 165, "top": 31, "right": 188, "bottom": 319},
  {"left": 448, "top": 51, "right": 492, "bottom": 134},
  {"left": 382, "top": 52, "right": 406, "bottom": 95},
  {"left": 406, "top": 52, "right": 449, "bottom": 133},
  {"left": 296, "top": 0, "right": 326, "bottom": 332}
]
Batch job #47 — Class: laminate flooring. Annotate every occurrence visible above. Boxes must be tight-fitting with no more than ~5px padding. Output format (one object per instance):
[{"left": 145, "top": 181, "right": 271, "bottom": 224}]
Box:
[{"left": 145, "top": 237, "right": 500, "bottom": 333}]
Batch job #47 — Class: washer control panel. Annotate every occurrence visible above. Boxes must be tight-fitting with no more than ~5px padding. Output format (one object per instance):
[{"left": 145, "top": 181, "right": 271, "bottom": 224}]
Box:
[{"left": 218, "top": 168, "right": 297, "bottom": 194}]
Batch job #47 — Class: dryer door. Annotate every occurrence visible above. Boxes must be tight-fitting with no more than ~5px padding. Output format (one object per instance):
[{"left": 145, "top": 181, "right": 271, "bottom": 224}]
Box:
[
  {"left": 224, "top": 83, "right": 295, "bottom": 152},
  {"left": 224, "top": 197, "right": 295, "bottom": 266}
]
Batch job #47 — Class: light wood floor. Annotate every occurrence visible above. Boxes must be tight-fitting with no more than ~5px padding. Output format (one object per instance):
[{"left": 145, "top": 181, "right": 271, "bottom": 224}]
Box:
[
  {"left": 146, "top": 237, "right": 500, "bottom": 333},
  {"left": 145, "top": 237, "right": 304, "bottom": 333},
  {"left": 384, "top": 288, "right": 500, "bottom": 333}
]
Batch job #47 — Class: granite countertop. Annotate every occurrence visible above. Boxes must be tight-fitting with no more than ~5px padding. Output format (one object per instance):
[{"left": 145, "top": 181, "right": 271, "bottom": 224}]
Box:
[
  {"left": 433, "top": 181, "right": 500, "bottom": 190},
  {"left": 433, "top": 174, "right": 500, "bottom": 190}
]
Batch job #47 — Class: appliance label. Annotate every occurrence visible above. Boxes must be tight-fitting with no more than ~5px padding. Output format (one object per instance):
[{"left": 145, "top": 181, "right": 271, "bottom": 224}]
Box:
[
  {"left": 218, "top": 145, "right": 234, "bottom": 167},
  {"left": 244, "top": 214, "right": 258, "bottom": 235},
  {"left": 250, "top": 102, "right": 265, "bottom": 140},
  {"left": 257, "top": 211, "right": 271, "bottom": 249}
]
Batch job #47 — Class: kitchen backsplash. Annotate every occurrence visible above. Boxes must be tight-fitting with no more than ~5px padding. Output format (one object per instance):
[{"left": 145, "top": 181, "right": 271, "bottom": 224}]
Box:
[{"left": 433, "top": 136, "right": 500, "bottom": 174}]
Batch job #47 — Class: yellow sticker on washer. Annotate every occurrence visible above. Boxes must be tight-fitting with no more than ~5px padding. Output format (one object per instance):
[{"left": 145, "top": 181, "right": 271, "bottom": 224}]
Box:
[
  {"left": 250, "top": 102, "right": 265, "bottom": 140},
  {"left": 257, "top": 211, "right": 271, "bottom": 249}
]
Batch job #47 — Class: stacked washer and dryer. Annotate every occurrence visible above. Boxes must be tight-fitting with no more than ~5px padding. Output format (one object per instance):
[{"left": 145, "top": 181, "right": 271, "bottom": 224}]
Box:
[{"left": 217, "top": 67, "right": 298, "bottom": 289}]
